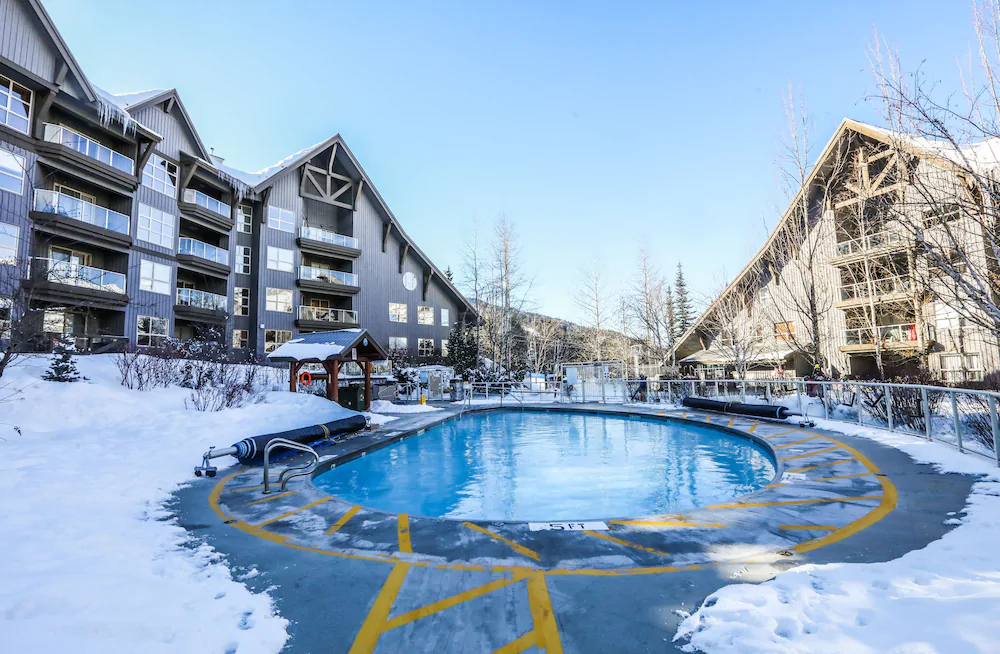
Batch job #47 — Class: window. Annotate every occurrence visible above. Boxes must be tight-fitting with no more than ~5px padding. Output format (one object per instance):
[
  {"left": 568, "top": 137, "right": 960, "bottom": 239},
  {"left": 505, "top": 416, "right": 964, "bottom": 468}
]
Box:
[
  {"left": 0, "top": 74, "right": 31, "bottom": 134},
  {"left": 0, "top": 296, "right": 10, "bottom": 339},
  {"left": 923, "top": 203, "right": 961, "bottom": 227},
  {"left": 440, "top": 339, "right": 449, "bottom": 357},
  {"left": 941, "top": 353, "right": 984, "bottom": 382},
  {"left": 389, "top": 336, "right": 408, "bottom": 350},
  {"left": 238, "top": 205, "right": 253, "bottom": 234},
  {"left": 265, "top": 329, "right": 292, "bottom": 352},
  {"left": 232, "top": 329, "right": 249, "bottom": 349},
  {"left": 236, "top": 246, "right": 252, "bottom": 275},
  {"left": 935, "top": 304, "right": 966, "bottom": 333},
  {"left": 441, "top": 308, "right": 450, "bottom": 327},
  {"left": 137, "top": 203, "right": 175, "bottom": 248},
  {"left": 0, "top": 222, "right": 18, "bottom": 264},
  {"left": 234, "top": 287, "right": 250, "bottom": 316},
  {"left": 418, "top": 306, "right": 434, "bottom": 325},
  {"left": 142, "top": 154, "right": 178, "bottom": 197},
  {"left": 137, "top": 315, "right": 168, "bottom": 347},
  {"left": 0, "top": 149, "right": 25, "bottom": 194},
  {"left": 267, "top": 246, "right": 294, "bottom": 272},
  {"left": 418, "top": 338, "right": 435, "bottom": 356},
  {"left": 267, "top": 206, "right": 295, "bottom": 232},
  {"left": 774, "top": 321, "right": 795, "bottom": 342},
  {"left": 139, "top": 259, "right": 171, "bottom": 295},
  {"left": 266, "top": 288, "right": 293, "bottom": 312},
  {"left": 43, "top": 310, "right": 70, "bottom": 334},
  {"left": 389, "top": 302, "right": 408, "bottom": 323},
  {"left": 53, "top": 183, "right": 95, "bottom": 204}
]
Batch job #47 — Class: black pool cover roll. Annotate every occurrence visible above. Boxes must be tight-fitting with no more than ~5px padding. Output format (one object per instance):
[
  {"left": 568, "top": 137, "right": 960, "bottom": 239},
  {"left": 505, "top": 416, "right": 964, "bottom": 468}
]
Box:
[
  {"left": 232, "top": 414, "right": 367, "bottom": 463},
  {"left": 683, "top": 396, "right": 793, "bottom": 420}
]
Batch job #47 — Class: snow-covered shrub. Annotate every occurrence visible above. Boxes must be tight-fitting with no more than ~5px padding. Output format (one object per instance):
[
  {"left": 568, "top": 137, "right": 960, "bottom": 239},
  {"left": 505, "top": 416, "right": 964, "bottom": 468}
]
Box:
[
  {"left": 185, "top": 362, "right": 274, "bottom": 411},
  {"left": 42, "top": 341, "right": 82, "bottom": 382}
]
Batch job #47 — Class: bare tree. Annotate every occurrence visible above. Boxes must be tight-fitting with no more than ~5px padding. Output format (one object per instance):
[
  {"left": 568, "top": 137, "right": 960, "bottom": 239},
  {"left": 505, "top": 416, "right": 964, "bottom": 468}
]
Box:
[
  {"left": 630, "top": 245, "right": 675, "bottom": 372},
  {"left": 575, "top": 255, "right": 609, "bottom": 361},
  {"left": 702, "top": 266, "right": 771, "bottom": 378}
]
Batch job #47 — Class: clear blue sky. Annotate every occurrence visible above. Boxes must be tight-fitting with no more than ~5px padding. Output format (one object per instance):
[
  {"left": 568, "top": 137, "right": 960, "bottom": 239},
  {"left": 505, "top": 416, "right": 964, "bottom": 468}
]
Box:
[{"left": 46, "top": 0, "right": 977, "bottom": 322}]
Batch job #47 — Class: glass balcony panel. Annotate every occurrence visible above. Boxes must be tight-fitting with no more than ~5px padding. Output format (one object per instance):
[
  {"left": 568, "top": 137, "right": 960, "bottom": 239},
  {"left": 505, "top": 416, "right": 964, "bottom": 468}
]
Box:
[
  {"left": 178, "top": 237, "right": 229, "bottom": 265},
  {"left": 298, "top": 265, "right": 357, "bottom": 286},
  {"left": 42, "top": 123, "right": 134, "bottom": 174},
  {"left": 176, "top": 287, "right": 227, "bottom": 311},
  {"left": 33, "top": 189, "right": 130, "bottom": 235},
  {"left": 43, "top": 258, "right": 126, "bottom": 294},
  {"left": 839, "top": 276, "right": 911, "bottom": 301},
  {"left": 843, "top": 323, "right": 918, "bottom": 345},
  {"left": 298, "top": 305, "right": 358, "bottom": 323},
  {"left": 299, "top": 225, "right": 358, "bottom": 250},
  {"left": 182, "top": 188, "right": 231, "bottom": 218},
  {"left": 834, "top": 230, "right": 905, "bottom": 257}
]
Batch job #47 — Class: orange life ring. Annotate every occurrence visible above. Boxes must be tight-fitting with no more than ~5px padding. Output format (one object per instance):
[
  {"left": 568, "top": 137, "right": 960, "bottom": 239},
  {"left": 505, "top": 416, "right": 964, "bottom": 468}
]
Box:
[{"left": 300, "top": 371, "right": 313, "bottom": 386}]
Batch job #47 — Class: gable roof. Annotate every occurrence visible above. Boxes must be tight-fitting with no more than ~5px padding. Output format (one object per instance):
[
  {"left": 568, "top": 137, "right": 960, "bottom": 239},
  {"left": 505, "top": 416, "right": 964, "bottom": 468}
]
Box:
[
  {"left": 24, "top": 0, "right": 96, "bottom": 102},
  {"left": 112, "top": 88, "right": 213, "bottom": 161},
  {"left": 266, "top": 328, "right": 388, "bottom": 363}
]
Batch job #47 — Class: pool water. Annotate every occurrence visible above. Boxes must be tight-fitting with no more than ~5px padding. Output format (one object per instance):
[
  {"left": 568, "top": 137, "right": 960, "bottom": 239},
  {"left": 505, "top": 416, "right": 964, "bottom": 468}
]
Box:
[{"left": 313, "top": 410, "right": 776, "bottom": 521}]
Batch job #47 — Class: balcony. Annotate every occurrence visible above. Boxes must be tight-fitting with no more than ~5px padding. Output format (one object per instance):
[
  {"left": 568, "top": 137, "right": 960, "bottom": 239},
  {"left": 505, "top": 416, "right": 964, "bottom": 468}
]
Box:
[
  {"left": 297, "top": 225, "right": 361, "bottom": 259},
  {"left": 35, "top": 123, "right": 137, "bottom": 190},
  {"left": 832, "top": 229, "right": 906, "bottom": 263},
  {"left": 176, "top": 237, "right": 230, "bottom": 277},
  {"left": 841, "top": 322, "right": 921, "bottom": 353},
  {"left": 295, "top": 305, "right": 359, "bottom": 331},
  {"left": 178, "top": 188, "right": 233, "bottom": 233},
  {"left": 26, "top": 257, "right": 128, "bottom": 308},
  {"left": 295, "top": 265, "right": 360, "bottom": 296},
  {"left": 836, "top": 275, "right": 912, "bottom": 308},
  {"left": 31, "top": 189, "right": 132, "bottom": 250},
  {"left": 174, "top": 287, "right": 228, "bottom": 323}
]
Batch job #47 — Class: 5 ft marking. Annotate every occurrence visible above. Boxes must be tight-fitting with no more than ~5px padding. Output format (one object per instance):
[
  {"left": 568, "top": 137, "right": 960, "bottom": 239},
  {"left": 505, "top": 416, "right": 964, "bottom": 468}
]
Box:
[{"left": 529, "top": 521, "right": 609, "bottom": 532}]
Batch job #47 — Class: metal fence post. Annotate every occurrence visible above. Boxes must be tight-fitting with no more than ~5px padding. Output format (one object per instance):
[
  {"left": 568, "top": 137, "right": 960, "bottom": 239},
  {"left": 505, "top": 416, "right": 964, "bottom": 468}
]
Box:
[
  {"left": 951, "top": 391, "right": 963, "bottom": 452},
  {"left": 921, "top": 387, "right": 931, "bottom": 440},
  {"left": 823, "top": 384, "right": 829, "bottom": 420},
  {"left": 797, "top": 382, "right": 803, "bottom": 415},
  {"left": 856, "top": 382, "right": 863, "bottom": 425},
  {"left": 666, "top": 380, "right": 672, "bottom": 404},
  {"left": 690, "top": 380, "right": 696, "bottom": 399},
  {"left": 765, "top": 381, "right": 772, "bottom": 404},
  {"left": 990, "top": 395, "right": 1000, "bottom": 466},
  {"left": 715, "top": 380, "right": 720, "bottom": 398},
  {"left": 740, "top": 381, "right": 746, "bottom": 403},
  {"left": 885, "top": 384, "right": 894, "bottom": 432}
]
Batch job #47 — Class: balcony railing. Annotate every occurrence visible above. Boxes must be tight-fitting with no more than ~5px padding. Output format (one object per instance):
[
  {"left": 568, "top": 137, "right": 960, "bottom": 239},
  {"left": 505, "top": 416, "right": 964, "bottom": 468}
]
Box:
[
  {"left": 840, "top": 275, "right": 911, "bottom": 302},
  {"left": 182, "top": 188, "right": 231, "bottom": 218},
  {"left": 834, "top": 230, "right": 905, "bottom": 257},
  {"left": 298, "top": 265, "right": 357, "bottom": 287},
  {"left": 178, "top": 237, "right": 229, "bottom": 266},
  {"left": 299, "top": 225, "right": 358, "bottom": 250},
  {"left": 43, "top": 123, "right": 134, "bottom": 174},
  {"left": 33, "top": 189, "right": 130, "bottom": 235},
  {"left": 298, "top": 305, "right": 358, "bottom": 324},
  {"left": 844, "top": 322, "right": 919, "bottom": 346},
  {"left": 39, "top": 257, "right": 126, "bottom": 294},
  {"left": 176, "top": 287, "right": 227, "bottom": 312}
]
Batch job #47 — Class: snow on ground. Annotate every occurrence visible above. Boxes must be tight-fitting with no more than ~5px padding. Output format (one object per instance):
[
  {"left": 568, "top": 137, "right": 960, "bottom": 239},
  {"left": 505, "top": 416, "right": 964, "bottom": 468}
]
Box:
[
  {"left": 0, "top": 354, "right": 371, "bottom": 654},
  {"left": 370, "top": 400, "right": 441, "bottom": 414},
  {"left": 675, "top": 420, "right": 1000, "bottom": 654}
]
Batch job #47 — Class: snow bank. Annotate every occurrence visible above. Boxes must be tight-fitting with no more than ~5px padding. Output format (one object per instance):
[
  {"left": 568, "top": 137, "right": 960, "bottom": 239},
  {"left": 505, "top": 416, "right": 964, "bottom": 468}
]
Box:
[
  {"left": 0, "top": 354, "right": 365, "bottom": 653},
  {"left": 675, "top": 422, "right": 1000, "bottom": 654},
  {"left": 370, "top": 400, "right": 442, "bottom": 414}
]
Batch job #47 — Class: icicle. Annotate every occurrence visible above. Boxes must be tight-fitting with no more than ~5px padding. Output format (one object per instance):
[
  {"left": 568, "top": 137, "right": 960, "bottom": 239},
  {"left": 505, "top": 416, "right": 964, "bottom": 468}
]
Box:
[
  {"left": 95, "top": 93, "right": 137, "bottom": 135},
  {"left": 215, "top": 168, "right": 253, "bottom": 201}
]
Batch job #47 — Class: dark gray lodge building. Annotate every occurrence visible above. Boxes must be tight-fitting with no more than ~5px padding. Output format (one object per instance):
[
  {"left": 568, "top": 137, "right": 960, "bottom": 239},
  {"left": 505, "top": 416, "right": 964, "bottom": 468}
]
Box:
[{"left": 0, "top": 0, "right": 475, "bottom": 360}]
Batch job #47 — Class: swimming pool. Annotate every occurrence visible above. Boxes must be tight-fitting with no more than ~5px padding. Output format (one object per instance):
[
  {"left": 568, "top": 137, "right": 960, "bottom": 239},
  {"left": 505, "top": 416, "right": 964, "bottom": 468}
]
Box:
[{"left": 313, "top": 410, "right": 776, "bottom": 521}]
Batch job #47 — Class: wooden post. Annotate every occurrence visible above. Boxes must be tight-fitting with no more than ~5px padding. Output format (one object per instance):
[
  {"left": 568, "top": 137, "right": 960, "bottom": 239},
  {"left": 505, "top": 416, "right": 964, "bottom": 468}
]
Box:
[
  {"left": 289, "top": 362, "right": 298, "bottom": 393},
  {"left": 364, "top": 359, "right": 372, "bottom": 411},
  {"left": 322, "top": 361, "right": 335, "bottom": 401},
  {"left": 331, "top": 359, "right": 340, "bottom": 404}
]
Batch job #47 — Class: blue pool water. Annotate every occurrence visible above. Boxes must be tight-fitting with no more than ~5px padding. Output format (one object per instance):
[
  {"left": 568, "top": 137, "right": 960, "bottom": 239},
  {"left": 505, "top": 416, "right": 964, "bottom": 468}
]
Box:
[{"left": 313, "top": 410, "right": 776, "bottom": 521}]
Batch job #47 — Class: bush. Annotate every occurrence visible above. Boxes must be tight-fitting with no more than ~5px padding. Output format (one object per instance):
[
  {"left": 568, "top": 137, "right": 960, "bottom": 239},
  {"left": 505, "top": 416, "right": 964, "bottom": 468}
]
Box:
[{"left": 185, "top": 363, "right": 271, "bottom": 412}]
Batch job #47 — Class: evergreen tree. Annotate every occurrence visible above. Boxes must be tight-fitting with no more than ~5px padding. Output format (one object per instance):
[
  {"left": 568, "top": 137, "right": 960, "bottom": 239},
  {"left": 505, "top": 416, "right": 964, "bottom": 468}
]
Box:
[
  {"left": 446, "top": 323, "right": 477, "bottom": 376},
  {"left": 444, "top": 266, "right": 454, "bottom": 282},
  {"left": 43, "top": 340, "right": 82, "bottom": 382},
  {"left": 674, "top": 262, "right": 694, "bottom": 339}
]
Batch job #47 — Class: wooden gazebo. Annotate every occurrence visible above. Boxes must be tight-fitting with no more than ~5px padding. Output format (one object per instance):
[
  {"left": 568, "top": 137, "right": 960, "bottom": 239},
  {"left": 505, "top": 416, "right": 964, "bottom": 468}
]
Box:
[{"left": 266, "top": 329, "right": 388, "bottom": 411}]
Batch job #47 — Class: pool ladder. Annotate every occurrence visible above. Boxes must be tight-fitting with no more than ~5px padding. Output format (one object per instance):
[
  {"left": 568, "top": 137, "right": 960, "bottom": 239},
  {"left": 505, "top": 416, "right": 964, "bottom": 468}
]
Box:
[{"left": 262, "top": 438, "right": 320, "bottom": 494}]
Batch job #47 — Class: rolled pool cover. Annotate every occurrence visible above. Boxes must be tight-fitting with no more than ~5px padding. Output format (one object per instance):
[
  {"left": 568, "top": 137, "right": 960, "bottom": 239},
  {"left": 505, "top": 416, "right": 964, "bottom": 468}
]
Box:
[
  {"left": 682, "top": 397, "right": 794, "bottom": 420},
  {"left": 231, "top": 414, "right": 368, "bottom": 464}
]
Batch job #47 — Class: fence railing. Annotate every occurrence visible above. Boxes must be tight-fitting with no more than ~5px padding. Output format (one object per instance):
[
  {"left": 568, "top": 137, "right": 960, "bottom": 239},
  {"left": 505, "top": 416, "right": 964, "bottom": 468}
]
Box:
[
  {"left": 299, "top": 225, "right": 358, "bottom": 250},
  {"left": 834, "top": 229, "right": 905, "bottom": 257},
  {"left": 33, "top": 188, "right": 130, "bottom": 235},
  {"left": 298, "top": 265, "right": 357, "bottom": 286},
  {"left": 844, "top": 323, "right": 919, "bottom": 346},
  {"left": 38, "top": 257, "right": 126, "bottom": 294},
  {"left": 839, "top": 276, "right": 911, "bottom": 302},
  {"left": 43, "top": 123, "right": 134, "bottom": 174},
  {"left": 298, "top": 305, "right": 358, "bottom": 324},
  {"left": 182, "top": 188, "right": 230, "bottom": 218},
  {"left": 178, "top": 237, "right": 229, "bottom": 265},
  {"left": 176, "top": 287, "right": 227, "bottom": 311}
]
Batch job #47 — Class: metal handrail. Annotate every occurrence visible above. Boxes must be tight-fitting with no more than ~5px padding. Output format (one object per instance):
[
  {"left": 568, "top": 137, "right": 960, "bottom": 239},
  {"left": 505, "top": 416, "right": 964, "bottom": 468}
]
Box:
[{"left": 262, "top": 438, "right": 320, "bottom": 494}]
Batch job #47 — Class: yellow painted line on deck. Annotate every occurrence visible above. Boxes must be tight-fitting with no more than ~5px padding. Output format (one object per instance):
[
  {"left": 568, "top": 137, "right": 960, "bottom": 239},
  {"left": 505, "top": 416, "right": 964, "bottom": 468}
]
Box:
[
  {"left": 776, "top": 436, "right": 822, "bottom": 449},
  {"left": 526, "top": 571, "right": 564, "bottom": 653},
  {"left": 727, "top": 418, "right": 735, "bottom": 427},
  {"left": 780, "top": 445, "right": 843, "bottom": 462},
  {"left": 583, "top": 530, "right": 671, "bottom": 557},
  {"left": 747, "top": 423, "right": 758, "bottom": 433},
  {"left": 814, "top": 472, "right": 875, "bottom": 482},
  {"left": 248, "top": 490, "right": 297, "bottom": 504},
  {"left": 706, "top": 495, "right": 883, "bottom": 509},
  {"left": 764, "top": 482, "right": 787, "bottom": 489},
  {"left": 763, "top": 429, "right": 797, "bottom": 440},
  {"left": 784, "top": 458, "right": 857, "bottom": 474},
  {"left": 705, "top": 415, "right": 711, "bottom": 422},
  {"left": 493, "top": 630, "right": 537, "bottom": 654},
  {"left": 227, "top": 484, "right": 265, "bottom": 493},
  {"left": 325, "top": 505, "right": 361, "bottom": 535},
  {"left": 609, "top": 520, "right": 726, "bottom": 528},
  {"left": 397, "top": 514, "right": 412, "bottom": 553},
  {"left": 462, "top": 522, "right": 540, "bottom": 561},
  {"left": 383, "top": 574, "right": 525, "bottom": 631},
  {"left": 348, "top": 562, "right": 411, "bottom": 654},
  {"left": 779, "top": 525, "right": 838, "bottom": 531},
  {"left": 255, "top": 496, "right": 332, "bottom": 527}
]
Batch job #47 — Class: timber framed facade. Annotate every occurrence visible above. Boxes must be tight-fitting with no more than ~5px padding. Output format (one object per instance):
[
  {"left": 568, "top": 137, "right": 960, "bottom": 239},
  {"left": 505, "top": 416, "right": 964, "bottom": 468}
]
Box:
[{"left": 0, "top": 0, "right": 475, "bottom": 361}]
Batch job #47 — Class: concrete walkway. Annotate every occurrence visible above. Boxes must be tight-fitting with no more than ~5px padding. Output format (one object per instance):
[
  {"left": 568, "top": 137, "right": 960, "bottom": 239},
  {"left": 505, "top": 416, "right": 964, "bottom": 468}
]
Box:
[{"left": 172, "top": 404, "right": 977, "bottom": 653}]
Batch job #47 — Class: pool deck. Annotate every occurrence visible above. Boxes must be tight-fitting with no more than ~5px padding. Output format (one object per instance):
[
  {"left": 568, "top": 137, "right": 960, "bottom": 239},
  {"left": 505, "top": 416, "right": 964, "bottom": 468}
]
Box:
[{"left": 172, "top": 403, "right": 979, "bottom": 653}]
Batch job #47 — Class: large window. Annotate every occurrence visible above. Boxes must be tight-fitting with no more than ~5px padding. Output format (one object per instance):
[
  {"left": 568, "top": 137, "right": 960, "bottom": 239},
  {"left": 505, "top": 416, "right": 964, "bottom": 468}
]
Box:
[
  {"left": 232, "top": 329, "right": 249, "bottom": 349},
  {"left": 139, "top": 259, "right": 171, "bottom": 295},
  {"left": 238, "top": 205, "right": 253, "bottom": 234},
  {"left": 441, "top": 308, "right": 450, "bottom": 327},
  {"left": 440, "top": 339, "right": 449, "bottom": 357},
  {"left": 0, "top": 74, "right": 31, "bottom": 134},
  {"left": 234, "top": 287, "right": 250, "bottom": 316},
  {"left": 941, "top": 353, "right": 984, "bottom": 382},
  {"left": 266, "top": 287, "right": 293, "bottom": 312},
  {"left": 142, "top": 154, "right": 178, "bottom": 197},
  {"left": 137, "top": 203, "right": 175, "bottom": 248},
  {"left": 389, "top": 302, "right": 408, "bottom": 323},
  {"left": 389, "top": 336, "right": 408, "bottom": 350},
  {"left": 418, "top": 338, "right": 435, "bottom": 356},
  {"left": 265, "top": 329, "right": 292, "bottom": 352},
  {"left": 774, "top": 321, "right": 795, "bottom": 342},
  {"left": 418, "top": 306, "right": 434, "bottom": 325},
  {"left": 0, "top": 297, "right": 10, "bottom": 339},
  {"left": 0, "top": 148, "right": 25, "bottom": 194},
  {"left": 237, "top": 246, "right": 252, "bottom": 275},
  {"left": 0, "top": 222, "right": 18, "bottom": 264},
  {"left": 267, "top": 206, "right": 295, "bottom": 233},
  {"left": 267, "top": 246, "right": 294, "bottom": 272},
  {"left": 137, "top": 315, "right": 168, "bottom": 347}
]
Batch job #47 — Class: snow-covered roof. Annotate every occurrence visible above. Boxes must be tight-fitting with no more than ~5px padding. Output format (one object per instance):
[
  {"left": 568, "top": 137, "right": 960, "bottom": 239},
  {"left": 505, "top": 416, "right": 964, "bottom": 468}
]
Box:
[
  {"left": 266, "top": 329, "right": 387, "bottom": 363},
  {"left": 218, "top": 141, "right": 329, "bottom": 189},
  {"left": 110, "top": 88, "right": 170, "bottom": 108}
]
